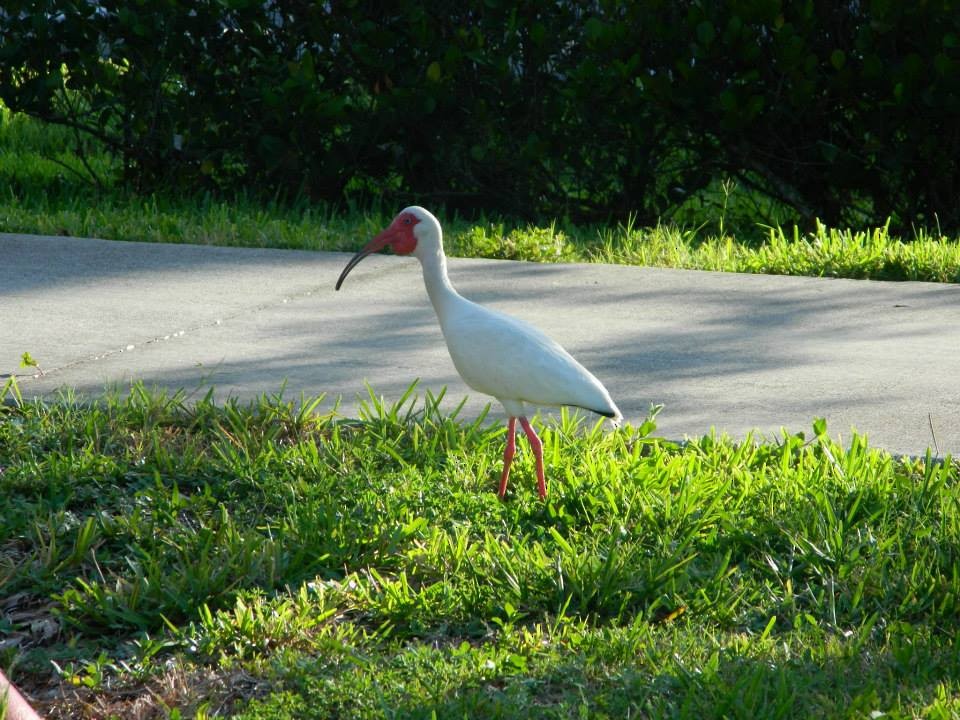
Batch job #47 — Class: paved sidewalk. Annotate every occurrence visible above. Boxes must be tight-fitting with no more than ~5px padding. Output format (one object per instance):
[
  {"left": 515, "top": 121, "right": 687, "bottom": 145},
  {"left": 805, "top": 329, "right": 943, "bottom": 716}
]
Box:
[{"left": 3, "top": 232, "right": 959, "bottom": 456}]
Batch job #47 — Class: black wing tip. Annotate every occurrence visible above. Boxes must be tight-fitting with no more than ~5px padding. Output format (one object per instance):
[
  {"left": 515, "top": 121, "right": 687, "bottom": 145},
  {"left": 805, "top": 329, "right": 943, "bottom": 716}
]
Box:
[{"left": 579, "top": 406, "right": 621, "bottom": 420}]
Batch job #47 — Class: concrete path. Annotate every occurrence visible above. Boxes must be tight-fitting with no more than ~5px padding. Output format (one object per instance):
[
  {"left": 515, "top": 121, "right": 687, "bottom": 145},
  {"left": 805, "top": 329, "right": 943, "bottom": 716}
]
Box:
[{"left": 2, "top": 232, "right": 959, "bottom": 456}]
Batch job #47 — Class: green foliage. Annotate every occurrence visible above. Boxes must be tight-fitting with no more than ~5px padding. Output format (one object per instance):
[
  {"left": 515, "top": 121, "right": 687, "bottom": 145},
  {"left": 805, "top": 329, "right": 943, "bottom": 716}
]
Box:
[
  {"left": 2, "top": 106, "right": 959, "bottom": 283},
  {"left": 2, "top": 2, "right": 959, "bottom": 229},
  {"left": 590, "top": 219, "right": 960, "bottom": 282},
  {"left": 2, "top": 385, "right": 960, "bottom": 716},
  {"left": 454, "top": 222, "right": 579, "bottom": 263}
]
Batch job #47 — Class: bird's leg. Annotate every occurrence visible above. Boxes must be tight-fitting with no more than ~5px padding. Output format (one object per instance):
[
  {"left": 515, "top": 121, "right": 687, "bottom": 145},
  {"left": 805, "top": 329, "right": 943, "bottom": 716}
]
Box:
[
  {"left": 518, "top": 417, "right": 547, "bottom": 500},
  {"left": 498, "top": 417, "right": 517, "bottom": 499}
]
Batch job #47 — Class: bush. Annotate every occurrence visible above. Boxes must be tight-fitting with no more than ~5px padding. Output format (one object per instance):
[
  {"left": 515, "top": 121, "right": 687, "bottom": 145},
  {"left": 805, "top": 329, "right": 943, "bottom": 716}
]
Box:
[
  {"left": 1, "top": 1, "right": 959, "bottom": 229},
  {"left": 646, "top": 0, "right": 960, "bottom": 230}
]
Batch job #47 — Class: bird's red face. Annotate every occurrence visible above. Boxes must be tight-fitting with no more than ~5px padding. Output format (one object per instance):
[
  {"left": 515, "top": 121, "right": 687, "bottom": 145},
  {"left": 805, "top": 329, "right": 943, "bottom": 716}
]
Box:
[{"left": 335, "top": 211, "right": 421, "bottom": 290}]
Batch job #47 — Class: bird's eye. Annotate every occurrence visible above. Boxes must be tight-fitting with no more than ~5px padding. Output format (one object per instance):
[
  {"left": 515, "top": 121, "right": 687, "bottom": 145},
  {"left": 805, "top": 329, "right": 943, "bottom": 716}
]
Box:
[{"left": 403, "top": 217, "right": 411, "bottom": 225}]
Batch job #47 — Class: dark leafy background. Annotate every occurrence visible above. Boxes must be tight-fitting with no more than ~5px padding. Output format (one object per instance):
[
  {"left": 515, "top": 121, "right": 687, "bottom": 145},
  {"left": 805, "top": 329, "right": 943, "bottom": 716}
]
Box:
[{"left": 1, "top": 0, "right": 958, "bottom": 229}]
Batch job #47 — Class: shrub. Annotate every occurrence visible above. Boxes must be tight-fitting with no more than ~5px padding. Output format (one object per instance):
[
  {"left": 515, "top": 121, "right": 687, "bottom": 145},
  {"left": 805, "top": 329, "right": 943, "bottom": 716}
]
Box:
[{"left": 1, "top": 1, "right": 958, "bottom": 229}]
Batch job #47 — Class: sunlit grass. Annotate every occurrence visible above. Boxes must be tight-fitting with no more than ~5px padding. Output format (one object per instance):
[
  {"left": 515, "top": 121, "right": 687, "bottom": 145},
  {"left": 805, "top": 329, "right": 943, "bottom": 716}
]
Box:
[
  {"left": 2, "top": 106, "right": 959, "bottom": 283},
  {"left": 2, "top": 381, "right": 959, "bottom": 717},
  {"left": 591, "top": 217, "right": 960, "bottom": 282}
]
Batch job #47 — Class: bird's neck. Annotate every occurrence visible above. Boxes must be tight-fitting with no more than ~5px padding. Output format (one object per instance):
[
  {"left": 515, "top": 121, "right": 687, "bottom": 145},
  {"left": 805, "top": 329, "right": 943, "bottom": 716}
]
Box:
[{"left": 418, "top": 248, "right": 460, "bottom": 321}]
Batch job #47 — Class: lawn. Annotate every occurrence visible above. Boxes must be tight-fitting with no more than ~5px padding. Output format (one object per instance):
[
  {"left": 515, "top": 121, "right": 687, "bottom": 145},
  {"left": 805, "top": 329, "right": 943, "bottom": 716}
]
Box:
[
  {"left": 3, "top": 106, "right": 960, "bottom": 719},
  {"left": 2, "top": 382, "right": 959, "bottom": 719}
]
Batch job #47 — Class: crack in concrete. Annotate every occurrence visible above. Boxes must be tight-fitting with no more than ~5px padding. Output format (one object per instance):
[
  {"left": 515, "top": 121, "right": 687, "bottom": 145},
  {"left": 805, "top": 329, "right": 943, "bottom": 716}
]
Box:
[{"left": 8, "top": 284, "right": 328, "bottom": 384}]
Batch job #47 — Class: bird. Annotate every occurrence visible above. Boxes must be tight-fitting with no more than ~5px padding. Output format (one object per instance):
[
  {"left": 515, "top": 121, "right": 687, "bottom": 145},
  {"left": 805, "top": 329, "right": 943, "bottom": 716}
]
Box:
[{"left": 335, "top": 206, "right": 621, "bottom": 500}]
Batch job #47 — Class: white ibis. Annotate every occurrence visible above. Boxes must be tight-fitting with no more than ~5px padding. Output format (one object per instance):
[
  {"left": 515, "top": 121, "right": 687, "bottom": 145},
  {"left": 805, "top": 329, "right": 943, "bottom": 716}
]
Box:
[{"left": 335, "top": 206, "right": 621, "bottom": 500}]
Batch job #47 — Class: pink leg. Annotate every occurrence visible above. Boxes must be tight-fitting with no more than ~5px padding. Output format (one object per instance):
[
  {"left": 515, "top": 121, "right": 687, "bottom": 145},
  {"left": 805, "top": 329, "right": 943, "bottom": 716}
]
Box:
[
  {"left": 518, "top": 417, "right": 547, "bottom": 500},
  {"left": 0, "top": 668, "right": 42, "bottom": 720},
  {"left": 498, "top": 417, "right": 517, "bottom": 499}
]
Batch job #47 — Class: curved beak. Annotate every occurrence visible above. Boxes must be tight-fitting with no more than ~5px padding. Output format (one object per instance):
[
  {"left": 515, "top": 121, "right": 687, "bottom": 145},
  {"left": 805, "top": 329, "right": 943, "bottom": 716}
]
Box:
[{"left": 335, "top": 229, "right": 394, "bottom": 290}]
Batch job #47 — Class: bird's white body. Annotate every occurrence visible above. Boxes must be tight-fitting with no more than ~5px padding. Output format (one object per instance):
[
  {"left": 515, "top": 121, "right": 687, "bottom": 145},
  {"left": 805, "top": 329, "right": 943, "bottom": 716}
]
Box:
[
  {"left": 407, "top": 209, "right": 621, "bottom": 423},
  {"left": 431, "top": 287, "right": 619, "bottom": 421},
  {"left": 336, "top": 206, "right": 621, "bottom": 499}
]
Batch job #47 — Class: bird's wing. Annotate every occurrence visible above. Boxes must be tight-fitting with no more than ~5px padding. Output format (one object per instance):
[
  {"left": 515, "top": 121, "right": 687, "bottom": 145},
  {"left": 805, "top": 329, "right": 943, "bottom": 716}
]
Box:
[{"left": 440, "top": 300, "right": 618, "bottom": 415}]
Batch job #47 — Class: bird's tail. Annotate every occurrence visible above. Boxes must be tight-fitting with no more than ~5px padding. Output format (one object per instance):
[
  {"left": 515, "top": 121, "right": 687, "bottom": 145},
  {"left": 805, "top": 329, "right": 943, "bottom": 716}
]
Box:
[{"left": 591, "top": 404, "right": 623, "bottom": 429}]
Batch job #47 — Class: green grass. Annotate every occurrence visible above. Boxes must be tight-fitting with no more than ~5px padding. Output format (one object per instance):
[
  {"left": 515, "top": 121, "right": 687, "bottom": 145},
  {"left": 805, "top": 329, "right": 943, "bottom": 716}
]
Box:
[
  {"left": 2, "top": 381, "right": 960, "bottom": 718},
  {"left": 4, "top": 104, "right": 960, "bottom": 719},
  {"left": 2, "top": 105, "right": 960, "bottom": 282}
]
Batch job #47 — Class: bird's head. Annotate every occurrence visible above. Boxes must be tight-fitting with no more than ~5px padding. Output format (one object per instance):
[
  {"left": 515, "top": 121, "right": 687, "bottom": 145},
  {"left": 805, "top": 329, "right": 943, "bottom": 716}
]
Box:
[{"left": 335, "top": 206, "right": 441, "bottom": 290}]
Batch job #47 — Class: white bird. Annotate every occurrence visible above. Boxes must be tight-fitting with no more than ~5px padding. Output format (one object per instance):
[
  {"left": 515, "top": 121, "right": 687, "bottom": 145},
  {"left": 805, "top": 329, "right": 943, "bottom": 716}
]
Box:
[{"left": 335, "top": 206, "right": 621, "bottom": 500}]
